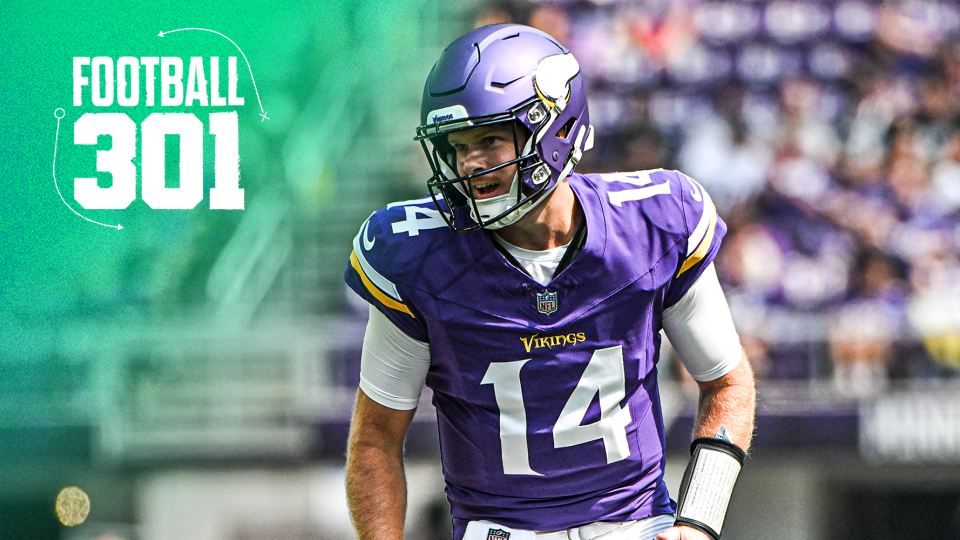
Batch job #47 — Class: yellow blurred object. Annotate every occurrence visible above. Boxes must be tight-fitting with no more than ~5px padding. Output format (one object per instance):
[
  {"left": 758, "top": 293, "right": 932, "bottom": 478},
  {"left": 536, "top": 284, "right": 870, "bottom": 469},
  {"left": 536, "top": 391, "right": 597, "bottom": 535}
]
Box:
[
  {"left": 923, "top": 333, "right": 960, "bottom": 369},
  {"left": 55, "top": 486, "right": 90, "bottom": 527}
]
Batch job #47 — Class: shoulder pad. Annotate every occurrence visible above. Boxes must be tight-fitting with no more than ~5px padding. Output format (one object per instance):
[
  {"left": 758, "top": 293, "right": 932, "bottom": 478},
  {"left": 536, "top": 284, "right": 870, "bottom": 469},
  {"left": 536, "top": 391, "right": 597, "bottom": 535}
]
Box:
[
  {"left": 587, "top": 169, "right": 719, "bottom": 265},
  {"left": 585, "top": 169, "right": 689, "bottom": 236},
  {"left": 345, "top": 196, "right": 449, "bottom": 331}
]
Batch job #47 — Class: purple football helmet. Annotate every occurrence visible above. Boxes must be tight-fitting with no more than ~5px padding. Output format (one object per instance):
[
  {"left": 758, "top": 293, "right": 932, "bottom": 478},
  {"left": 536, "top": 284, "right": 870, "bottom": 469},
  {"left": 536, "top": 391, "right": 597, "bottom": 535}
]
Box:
[{"left": 415, "top": 24, "right": 594, "bottom": 231}]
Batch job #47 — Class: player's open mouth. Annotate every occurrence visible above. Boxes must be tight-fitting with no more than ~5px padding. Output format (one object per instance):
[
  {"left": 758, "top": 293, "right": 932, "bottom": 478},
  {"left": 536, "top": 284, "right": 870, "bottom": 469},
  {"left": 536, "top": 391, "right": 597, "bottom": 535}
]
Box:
[{"left": 473, "top": 180, "right": 500, "bottom": 197}]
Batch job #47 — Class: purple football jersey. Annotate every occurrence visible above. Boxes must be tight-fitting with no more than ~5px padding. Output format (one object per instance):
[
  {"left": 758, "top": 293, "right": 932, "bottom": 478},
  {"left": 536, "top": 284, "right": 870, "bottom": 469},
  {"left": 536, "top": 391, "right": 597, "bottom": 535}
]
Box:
[{"left": 345, "top": 170, "right": 726, "bottom": 535}]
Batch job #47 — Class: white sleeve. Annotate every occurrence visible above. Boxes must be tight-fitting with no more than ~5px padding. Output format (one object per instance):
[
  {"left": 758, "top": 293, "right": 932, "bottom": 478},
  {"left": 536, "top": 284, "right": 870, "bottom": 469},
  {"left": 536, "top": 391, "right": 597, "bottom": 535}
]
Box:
[
  {"left": 359, "top": 305, "right": 432, "bottom": 410},
  {"left": 662, "top": 263, "right": 743, "bottom": 382}
]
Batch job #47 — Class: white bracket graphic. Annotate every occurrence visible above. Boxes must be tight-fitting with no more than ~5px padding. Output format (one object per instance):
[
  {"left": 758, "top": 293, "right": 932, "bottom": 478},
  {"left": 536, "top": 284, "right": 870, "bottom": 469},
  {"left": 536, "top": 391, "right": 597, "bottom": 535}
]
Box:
[
  {"left": 159, "top": 27, "right": 269, "bottom": 121},
  {"left": 51, "top": 108, "right": 122, "bottom": 230}
]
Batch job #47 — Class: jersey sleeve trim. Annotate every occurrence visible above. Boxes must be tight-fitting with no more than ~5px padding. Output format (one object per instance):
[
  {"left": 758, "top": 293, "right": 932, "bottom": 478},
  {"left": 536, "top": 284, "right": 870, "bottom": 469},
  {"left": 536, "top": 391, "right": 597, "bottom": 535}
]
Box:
[
  {"left": 685, "top": 179, "right": 714, "bottom": 256},
  {"left": 349, "top": 250, "right": 415, "bottom": 318},
  {"left": 353, "top": 220, "right": 405, "bottom": 301},
  {"left": 676, "top": 188, "right": 718, "bottom": 277}
]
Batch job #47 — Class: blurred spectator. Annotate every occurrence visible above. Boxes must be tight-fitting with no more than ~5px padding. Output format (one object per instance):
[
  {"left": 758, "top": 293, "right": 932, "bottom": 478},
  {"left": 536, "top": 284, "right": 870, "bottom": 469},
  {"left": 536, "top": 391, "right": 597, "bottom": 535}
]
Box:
[
  {"left": 473, "top": 0, "right": 527, "bottom": 27},
  {"left": 829, "top": 249, "right": 910, "bottom": 396},
  {"left": 716, "top": 221, "right": 784, "bottom": 379},
  {"left": 876, "top": 0, "right": 957, "bottom": 59},
  {"left": 615, "top": 123, "right": 672, "bottom": 173},
  {"left": 528, "top": 3, "right": 570, "bottom": 44},
  {"left": 930, "top": 119, "right": 960, "bottom": 217},
  {"left": 777, "top": 77, "right": 842, "bottom": 169},
  {"left": 908, "top": 250, "right": 960, "bottom": 372},
  {"left": 678, "top": 85, "right": 773, "bottom": 214}
]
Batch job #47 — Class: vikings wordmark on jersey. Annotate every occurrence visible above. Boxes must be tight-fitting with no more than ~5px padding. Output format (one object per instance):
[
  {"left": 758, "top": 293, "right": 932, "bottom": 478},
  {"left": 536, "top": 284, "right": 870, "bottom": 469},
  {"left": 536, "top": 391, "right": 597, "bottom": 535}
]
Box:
[{"left": 345, "top": 169, "right": 724, "bottom": 533}]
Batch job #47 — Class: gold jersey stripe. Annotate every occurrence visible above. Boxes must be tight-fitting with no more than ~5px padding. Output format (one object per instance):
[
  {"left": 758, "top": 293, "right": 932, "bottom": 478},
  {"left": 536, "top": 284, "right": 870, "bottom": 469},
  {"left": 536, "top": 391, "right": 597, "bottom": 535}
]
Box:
[
  {"left": 677, "top": 199, "right": 718, "bottom": 277},
  {"left": 350, "top": 251, "right": 415, "bottom": 318}
]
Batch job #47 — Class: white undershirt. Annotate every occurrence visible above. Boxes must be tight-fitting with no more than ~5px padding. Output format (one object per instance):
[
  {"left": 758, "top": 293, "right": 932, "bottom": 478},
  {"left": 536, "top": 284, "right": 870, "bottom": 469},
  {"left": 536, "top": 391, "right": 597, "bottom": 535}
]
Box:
[
  {"left": 359, "top": 257, "right": 743, "bottom": 410},
  {"left": 491, "top": 233, "right": 567, "bottom": 286}
]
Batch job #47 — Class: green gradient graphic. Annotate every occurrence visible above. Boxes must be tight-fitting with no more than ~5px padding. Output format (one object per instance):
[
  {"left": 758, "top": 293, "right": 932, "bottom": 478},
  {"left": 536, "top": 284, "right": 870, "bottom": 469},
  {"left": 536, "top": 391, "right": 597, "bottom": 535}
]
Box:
[
  {"left": 0, "top": 5, "right": 459, "bottom": 535},
  {"left": 1, "top": 0, "right": 427, "bottom": 332}
]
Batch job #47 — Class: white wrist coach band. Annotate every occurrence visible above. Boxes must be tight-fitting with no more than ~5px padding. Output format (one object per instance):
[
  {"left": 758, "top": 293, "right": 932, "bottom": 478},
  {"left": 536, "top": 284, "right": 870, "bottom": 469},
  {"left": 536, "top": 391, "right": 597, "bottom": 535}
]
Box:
[{"left": 673, "top": 430, "right": 746, "bottom": 540}]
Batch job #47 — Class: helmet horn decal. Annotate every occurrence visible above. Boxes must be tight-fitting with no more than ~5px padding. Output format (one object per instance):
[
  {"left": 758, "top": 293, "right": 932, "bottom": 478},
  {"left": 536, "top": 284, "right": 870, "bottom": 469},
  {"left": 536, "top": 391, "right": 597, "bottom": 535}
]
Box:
[{"left": 532, "top": 53, "right": 580, "bottom": 109}]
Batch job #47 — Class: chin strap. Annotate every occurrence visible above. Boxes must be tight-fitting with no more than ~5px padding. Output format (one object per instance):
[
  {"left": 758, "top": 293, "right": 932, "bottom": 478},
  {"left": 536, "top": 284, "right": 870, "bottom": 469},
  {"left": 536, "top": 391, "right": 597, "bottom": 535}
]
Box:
[
  {"left": 479, "top": 179, "right": 560, "bottom": 230},
  {"left": 673, "top": 427, "right": 746, "bottom": 540},
  {"left": 556, "top": 124, "right": 594, "bottom": 182}
]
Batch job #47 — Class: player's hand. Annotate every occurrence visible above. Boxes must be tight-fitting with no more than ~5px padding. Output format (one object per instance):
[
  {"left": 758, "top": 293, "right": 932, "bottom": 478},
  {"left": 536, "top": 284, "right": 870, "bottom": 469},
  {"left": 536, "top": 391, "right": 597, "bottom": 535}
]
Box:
[{"left": 655, "top": 525, "right": 712, "bottom": 540}]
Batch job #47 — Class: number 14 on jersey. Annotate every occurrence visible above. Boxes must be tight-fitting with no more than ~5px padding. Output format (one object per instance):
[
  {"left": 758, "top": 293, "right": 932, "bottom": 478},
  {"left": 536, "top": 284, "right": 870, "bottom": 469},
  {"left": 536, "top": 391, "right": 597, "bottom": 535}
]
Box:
[{"left": 481, "top": 345, "right": 633, "bottom": 475}]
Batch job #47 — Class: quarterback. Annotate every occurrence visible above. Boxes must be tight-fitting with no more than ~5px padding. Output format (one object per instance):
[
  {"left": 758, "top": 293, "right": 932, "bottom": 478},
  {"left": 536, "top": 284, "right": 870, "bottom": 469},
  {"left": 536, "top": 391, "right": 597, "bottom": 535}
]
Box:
[{"left": 344, "top": 24, "right": 755, "bottom": 540}]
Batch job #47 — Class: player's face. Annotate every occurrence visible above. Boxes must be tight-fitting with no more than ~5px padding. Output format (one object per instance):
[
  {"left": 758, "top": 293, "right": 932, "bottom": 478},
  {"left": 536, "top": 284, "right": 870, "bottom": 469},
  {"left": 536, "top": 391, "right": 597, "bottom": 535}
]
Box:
[{"left": 447, "top": 124, "right": 526, "bottom": 200}]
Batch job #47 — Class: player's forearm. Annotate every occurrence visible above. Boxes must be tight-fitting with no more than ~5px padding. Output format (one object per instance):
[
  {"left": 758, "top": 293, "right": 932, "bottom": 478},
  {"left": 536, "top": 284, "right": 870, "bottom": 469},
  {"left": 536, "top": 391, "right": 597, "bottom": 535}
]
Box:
[
  {"left": 693, "top": 349, "right": 756, "bottom": 451},
  {"left": 346, "top": 440, "right": 408, "bottom": 540},
  {"left": 346, "top": 391, "right": 415, "bottom": 540}
]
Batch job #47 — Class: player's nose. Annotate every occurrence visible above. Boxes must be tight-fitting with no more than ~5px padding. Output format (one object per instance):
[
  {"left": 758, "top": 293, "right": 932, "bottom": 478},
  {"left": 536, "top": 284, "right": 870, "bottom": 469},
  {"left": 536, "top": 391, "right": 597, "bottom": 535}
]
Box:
[{"left": 459, "top": 148, "right": 488, "bottom": 175}]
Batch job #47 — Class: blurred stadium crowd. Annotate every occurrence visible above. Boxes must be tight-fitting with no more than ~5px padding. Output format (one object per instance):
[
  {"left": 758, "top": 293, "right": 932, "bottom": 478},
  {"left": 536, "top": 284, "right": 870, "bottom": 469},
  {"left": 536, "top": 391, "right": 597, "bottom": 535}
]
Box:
[{"left": 473, "top": 0, "right": 960, "bottom": 393}]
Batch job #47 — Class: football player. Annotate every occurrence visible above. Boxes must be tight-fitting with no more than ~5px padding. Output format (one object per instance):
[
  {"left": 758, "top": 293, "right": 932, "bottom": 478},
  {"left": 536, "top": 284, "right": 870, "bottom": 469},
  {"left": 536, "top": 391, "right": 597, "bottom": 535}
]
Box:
[{"left": 344, "top": 24, "right": 755, "bottom": 540}]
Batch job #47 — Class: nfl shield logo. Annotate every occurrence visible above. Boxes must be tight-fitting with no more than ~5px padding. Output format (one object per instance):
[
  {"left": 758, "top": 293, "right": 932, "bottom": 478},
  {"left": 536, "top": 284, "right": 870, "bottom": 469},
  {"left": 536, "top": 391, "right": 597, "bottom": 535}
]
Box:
[
  {"left": 536, "top": 290, "right": 558, "bottom": 315},
  {"left": 487, "top": 528, "right": 510, "bottom": 540}
]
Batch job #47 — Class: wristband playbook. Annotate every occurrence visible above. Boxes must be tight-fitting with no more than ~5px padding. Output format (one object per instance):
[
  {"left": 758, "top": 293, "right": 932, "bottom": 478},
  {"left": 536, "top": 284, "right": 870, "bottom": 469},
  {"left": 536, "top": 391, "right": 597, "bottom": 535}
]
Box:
[{"left": 673, "top": 429, "right": 746, "bottom": 540}]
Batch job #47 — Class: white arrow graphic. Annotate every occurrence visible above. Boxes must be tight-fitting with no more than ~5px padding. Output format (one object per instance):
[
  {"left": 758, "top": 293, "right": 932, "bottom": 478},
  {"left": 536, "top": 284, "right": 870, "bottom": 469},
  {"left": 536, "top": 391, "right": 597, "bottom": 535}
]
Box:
[
  {"left": 51, "top": 108, "right": 123, "bottom": 230},
  {"left": 159, "top": 27, "right": 269, "bottom": 121}
]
